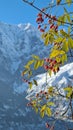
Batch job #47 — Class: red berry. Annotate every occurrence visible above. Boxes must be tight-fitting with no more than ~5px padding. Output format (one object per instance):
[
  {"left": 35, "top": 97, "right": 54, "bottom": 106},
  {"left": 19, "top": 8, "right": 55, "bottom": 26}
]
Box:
[
  {"left": 49, "top": 59, "right": 53, "bottom": 62},
  {"left": 40, "top": 90, "right": 43, "bottom": 94},
  {"left": 38, "top": 25, "right": 41, "bottom": 29},
  {"left": 49, "top": 66, "right": 53, "bottom": 70},
  {"left": 36, "top": 17, "right": 44, "bottom": 23},
  {"left": 55, "top": 25, "right": 58, "bottom": 30},
  {"left": 52, "top": 16, "right": 57, "bottom": 21},
  {"left": 50, "top": 24, "right": 54, "bottom": 29},
  {"left": 45, "top": 14, "right": 49, "bottom": 18},
  {"left": 48, "top": 19, "right": 52, "bottom": 24},
  {"left": 54, "top": 42, "right": 57, "bottom": 45},
  {"left": 53, "top": 60, "right": 57, "bottom": 64},
  {"left": 41, "top": 8, "right": 45, "bottom": 11},
  {"left": 37, "top": 13, "right": 42, "bottom": 17},
  {"left": 44, "top": 92, "right": 47, "bottom": 95},
  {"left": 45, "top": 58, "right": 50, "bottom": 62},
  {"left": 44, "top": 65, "right": 49, "bottom": 70},
  {"left": 36, "top": 93, "right": 39, "bottom": 97},
  {"left": 45, "top": 123, "right": 50, "bottom": 128},
  {"left": 53, "top": 68, "right": 56, "bottom": 73},
  {"left": 40, "top": 28, "right": 45, "bottom": 32}
]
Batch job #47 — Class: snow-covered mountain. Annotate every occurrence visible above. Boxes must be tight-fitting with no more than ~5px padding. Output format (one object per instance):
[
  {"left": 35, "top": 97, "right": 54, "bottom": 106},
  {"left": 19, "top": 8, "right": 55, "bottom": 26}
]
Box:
[
  {"left": 0, "top": 22, "right": 52, "bottom": 130},
  {"left": 0, "top": 22, "right": 73, "bottom": 130}
]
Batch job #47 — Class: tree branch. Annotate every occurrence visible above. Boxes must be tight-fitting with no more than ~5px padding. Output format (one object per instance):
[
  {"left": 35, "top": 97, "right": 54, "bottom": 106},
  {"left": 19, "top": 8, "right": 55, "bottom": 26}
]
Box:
[{"left": 22, "top": 0, "right": 73, "bottom": 26}]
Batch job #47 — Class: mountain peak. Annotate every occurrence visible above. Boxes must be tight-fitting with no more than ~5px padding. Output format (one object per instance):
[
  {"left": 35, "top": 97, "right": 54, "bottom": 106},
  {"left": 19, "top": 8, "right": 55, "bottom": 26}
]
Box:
[{"left": 18, "top": 23, "right": 32, "bottom": 30}]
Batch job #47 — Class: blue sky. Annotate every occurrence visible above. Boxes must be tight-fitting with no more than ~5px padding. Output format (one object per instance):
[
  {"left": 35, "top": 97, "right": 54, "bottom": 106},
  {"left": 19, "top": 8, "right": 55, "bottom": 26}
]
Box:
[{"left": 0, "top": 0, "right": 48, "bottom": 27}]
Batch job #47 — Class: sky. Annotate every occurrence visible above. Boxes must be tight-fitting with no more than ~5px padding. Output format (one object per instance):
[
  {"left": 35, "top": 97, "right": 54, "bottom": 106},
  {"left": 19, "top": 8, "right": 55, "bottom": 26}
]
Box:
[
  {"left": 0, "top": 0, "right": 72, "bottom": 27},
  {"left": 0, "top": 0, "right": 49, "bottom": 27}
]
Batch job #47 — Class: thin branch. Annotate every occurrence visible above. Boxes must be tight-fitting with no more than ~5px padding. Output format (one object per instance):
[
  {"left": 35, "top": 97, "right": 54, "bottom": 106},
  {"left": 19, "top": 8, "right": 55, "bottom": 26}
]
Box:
[
  {"left": 69, "top": 97, "right": 73, "bottom": 119},
  {"left": 45, "top": 1, "right": 73, "bottom": 9},
  {"left": 22, "top": 0, "right": 73, "bottom": 26}
]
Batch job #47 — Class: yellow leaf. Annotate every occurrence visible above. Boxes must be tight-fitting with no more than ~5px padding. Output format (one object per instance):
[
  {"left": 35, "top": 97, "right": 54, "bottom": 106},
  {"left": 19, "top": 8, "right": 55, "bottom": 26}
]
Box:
[
  {"left": 47, "top": 102, "right": 55, "bottom": 106},
  {"left": 34, "top": 60, "right": 40, "bottom": 70},
  {"left": 44, "top": 34, "right": 49, "bottom": 46},
  {"left": 26, "top": 60, "right": 34, "bottom": 66},
  {"left": 50, "top": 50, "right": 65, "bottom": 58},
  {"left": 62, "top": 41, "right": 69, "bottom": 52},
  {"left": 48, "top": 70, "right": 52, "bottom": 77},
  {"left": 60, "top": 30, "right": 69, "bottom": 37},
  {"left": 40, "top": 105, "right": 46, "bottom": 118},
  {"left": 22, "top": 70, "right": 28, "bottom": 76},
  {"left": 29, "top": 82, "right": 33, "bottom": 89},
  {"left": 68, "top": 38, "right": 73, "bottom": 49},
  {"left": 40, "top": 105, "right": 46, "bottom": 113},
  {"left": 32, "top": 55, "right": 40, "bottom": 60},
  {"left": 40, "top": 111, "right": 45, "bottom": 118},
  {"left": 61, "top": 54, "right": 67, "bottom": 64},
  {"left": 56, "top": 0, "right": 61, "bottom": 5},
  {"left": 46, "top": 107, "right": 52, "bottom": 116},
  {"left": 64, "top": 87, "right": 72, "bottom": 92},
  {"left": 56, "top": 57, "right": 61, "bottom": 63},
  {"left": 48, "top": 87, "right": 53, "bottom": 93},
  {"left": 40, "top": 60, "right": 44, "bottom": 67}
]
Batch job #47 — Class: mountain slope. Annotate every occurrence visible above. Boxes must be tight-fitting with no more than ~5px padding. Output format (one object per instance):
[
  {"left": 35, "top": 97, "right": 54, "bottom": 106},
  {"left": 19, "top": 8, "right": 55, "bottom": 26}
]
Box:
[{"left": 0, "top": 22, "right": 51, "bottom": 130}]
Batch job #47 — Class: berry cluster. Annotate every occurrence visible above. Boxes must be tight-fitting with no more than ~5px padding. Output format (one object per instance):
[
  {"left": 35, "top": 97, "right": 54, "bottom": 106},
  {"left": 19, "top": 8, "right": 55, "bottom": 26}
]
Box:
[
  {"left": 36, "top": 9, "right": 58, "bottom": 33},
  {"left": 36, "top": 90, "right": 49, "bottom": 99},
  {"left": 45, "top": 122, "right": 54, "bottom": 130},
  {"left": 43, "top": 58, "right": 59, "bottom": 73}
]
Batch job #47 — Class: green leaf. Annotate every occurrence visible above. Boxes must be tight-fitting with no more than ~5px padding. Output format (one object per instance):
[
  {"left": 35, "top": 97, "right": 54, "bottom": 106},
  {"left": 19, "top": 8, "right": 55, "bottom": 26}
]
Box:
[
  {"left": 33, "top": 79, "right": 38, "bottom": 86},
  {"left": 46, "top": 107, "right": 52, "bottom": 116}
]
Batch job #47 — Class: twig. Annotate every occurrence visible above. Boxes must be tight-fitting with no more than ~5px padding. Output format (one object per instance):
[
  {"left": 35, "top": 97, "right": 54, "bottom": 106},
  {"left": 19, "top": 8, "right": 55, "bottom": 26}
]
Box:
[{"left": 22, "top": 0, "right": 73, "bottom": 26}]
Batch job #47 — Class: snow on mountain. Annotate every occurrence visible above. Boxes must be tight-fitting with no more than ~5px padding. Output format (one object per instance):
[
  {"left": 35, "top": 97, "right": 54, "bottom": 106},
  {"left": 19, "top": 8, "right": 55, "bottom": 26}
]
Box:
[
  {"left": 27, "top": 62, "right": 73, "bottom": 96},
  {"left": 26, "top": 62, "right": 73, "bottom": 121}
]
